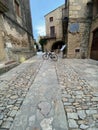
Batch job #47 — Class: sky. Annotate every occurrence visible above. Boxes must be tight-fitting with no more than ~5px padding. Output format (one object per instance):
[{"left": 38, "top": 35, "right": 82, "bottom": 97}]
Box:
[{"left": 30, "top": 0, "right": 65, "bottom": 41}]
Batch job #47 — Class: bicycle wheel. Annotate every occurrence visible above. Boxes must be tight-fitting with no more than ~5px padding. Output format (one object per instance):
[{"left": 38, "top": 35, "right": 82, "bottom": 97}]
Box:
[
  {"left": 51, "top": 54, "right": 58, "bottom": 61},
  {"left": 42, "top": 54, "right": 49, "bottom": 60}
]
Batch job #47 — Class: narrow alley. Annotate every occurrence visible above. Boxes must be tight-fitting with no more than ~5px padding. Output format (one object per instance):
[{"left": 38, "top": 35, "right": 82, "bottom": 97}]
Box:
[{"left": 0, "top": 54, "right": 98, "bottom": 130}]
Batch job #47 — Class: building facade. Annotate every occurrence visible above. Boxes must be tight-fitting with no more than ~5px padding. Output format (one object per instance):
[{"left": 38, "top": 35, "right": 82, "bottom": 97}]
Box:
[
  {"left": 67, "top": 0, "right": 98, "bottom": 60},
  {"left": 44, "top": 0, "right": 98, "bottom": 60},
  {"left": 88, "top": 0, "right": 98, "bottom": 60},
  {"left": 67, "top": 0, "right": 93, "bottom": 58},
  {"left": 44, "top": 4, "right": 67, "bottom": 52},
  {"left": 0, "top": 0, "right": 35, "bottom": 62}
]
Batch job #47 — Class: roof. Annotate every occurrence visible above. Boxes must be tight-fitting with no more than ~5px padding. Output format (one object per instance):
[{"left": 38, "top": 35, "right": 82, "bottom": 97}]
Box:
[{"left": 44, "top": 4, "right": 65, "bottom": 17}]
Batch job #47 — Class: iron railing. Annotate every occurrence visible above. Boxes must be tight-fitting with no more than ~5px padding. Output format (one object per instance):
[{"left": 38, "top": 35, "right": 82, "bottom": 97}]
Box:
[{"left": 45, "top": 33, "right": 56, "bottom": 39}]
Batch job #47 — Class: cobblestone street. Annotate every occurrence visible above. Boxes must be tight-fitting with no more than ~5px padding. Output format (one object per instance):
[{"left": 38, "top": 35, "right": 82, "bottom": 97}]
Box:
[
  {"left": 56, "top": 59, "right": 98, "bottom": 130},
  {"left": 0, "top": 54, "right": 98, "bottom": 130},
  {"left": 0, "top": 56, "right": 43, "bottom": 130}
]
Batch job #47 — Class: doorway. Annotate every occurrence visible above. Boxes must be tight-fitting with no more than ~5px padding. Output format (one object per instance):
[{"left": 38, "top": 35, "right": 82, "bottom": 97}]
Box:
[
  {"left": 90, "top": 29, "right": 98, "bottom": 60},
  {"left": 51, "top": 40, "right": 65, "bottom": 52}
]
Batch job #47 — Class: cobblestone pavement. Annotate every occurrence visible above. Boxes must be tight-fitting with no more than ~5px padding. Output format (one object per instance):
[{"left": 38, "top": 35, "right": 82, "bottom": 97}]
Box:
[
  {"left": 56, "top": 59, "right": 98, "bottom": 130},
  {"left": 0, "top": 56, "right": 43, "bottom": 130},
  {"left": 0, "top": 53, "right": 98, "bottom": 130},
  {"left": 10, "top": 59, "right": 68, "bottom": 130}
]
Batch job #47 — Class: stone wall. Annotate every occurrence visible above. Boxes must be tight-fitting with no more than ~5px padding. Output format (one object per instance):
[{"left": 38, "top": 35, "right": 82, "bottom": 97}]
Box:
[
  {"left": 45, "top": 5, "right": 64, "bottom": 39},
  {"left": 67, "top": 0, "right": 92, "bottom": 58},
  {"left": 5, "top": 0, "right": 33, "bottom": 35},
  {"left": 68, "top": 21, "right": 91, "bottom": 58},
  {"left": 45, "top": 4, "right": 65, "bottom": 51},
  {"left": 0, "top": 0, "right": 35, "bottom": 62},
  {"left": 0, "top": 15, "right": 6, "bottom": 61},
  {"left": 44, "top": 39, "right": 56, "bottom": 51},
  {"left": 88, "top": 17, "right": 98, "bottom": 58},
  {"left": 0, "top": 33, "right": 6, "bottom": 61},
  {"left": 67, "top": 32, "right": 81, "bottom": 58}
]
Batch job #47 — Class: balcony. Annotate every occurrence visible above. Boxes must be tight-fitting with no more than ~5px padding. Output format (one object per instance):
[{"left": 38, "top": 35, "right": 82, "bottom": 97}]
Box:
[
  {"left": 45, "top": 33, "right": 56, "bottom": 39},
  {"left": 0, "top": 0, "right": 8, "bottom": 13}
]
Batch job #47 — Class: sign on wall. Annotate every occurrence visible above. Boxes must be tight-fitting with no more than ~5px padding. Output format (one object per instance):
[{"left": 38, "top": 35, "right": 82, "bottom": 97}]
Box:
[{"left": 69, "top": 23, "right": 79, "bottom": 33}]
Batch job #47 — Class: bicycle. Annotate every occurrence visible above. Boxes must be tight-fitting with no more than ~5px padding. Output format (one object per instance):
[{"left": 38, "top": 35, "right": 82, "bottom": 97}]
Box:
[{"left": 42, "top": 51, "right": 58, "bottom": 61}]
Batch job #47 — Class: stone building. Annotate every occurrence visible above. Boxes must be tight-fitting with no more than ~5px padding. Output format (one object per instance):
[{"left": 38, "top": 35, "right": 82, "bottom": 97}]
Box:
[
  {"left": 67, "top": 0, "right": 98, "bottom": 60},
  {"left": 88, "top": 0, "right": 98, "bottom": 60},
  {"left": 67, "top": 0, "right": 93, "bottom": 58},
  {"left": 0, "top": 0, "right": 35, "bottom": 62},
  {"left": 44, "top": 4, "right": 68, "bottom": 53},
  {"left": 44, "top": 0, "right": 98, "bottom": 60}
]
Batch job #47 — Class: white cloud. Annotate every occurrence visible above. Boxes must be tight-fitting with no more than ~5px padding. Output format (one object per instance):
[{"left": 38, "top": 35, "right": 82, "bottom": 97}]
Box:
[{"left": 36, "top": 24, "right": 46, "bottom": 36}]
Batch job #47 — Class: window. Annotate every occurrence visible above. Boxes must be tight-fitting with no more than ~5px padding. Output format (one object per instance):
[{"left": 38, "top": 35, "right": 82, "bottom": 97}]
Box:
[
  {"left": 75, "top": 49, "right": 80, "bottom": 52},
  {"left": 14, "top": 0, "right": 20, "bottom": 17},
  {"left": 49, "top": 17, "right": 53, "bottom": 22},
  {"left": 50, "top": 26, "right": 55, "bottom": 37}
]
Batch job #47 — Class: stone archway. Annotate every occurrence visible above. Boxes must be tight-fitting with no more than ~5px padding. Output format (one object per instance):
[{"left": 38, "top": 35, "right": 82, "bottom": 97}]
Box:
[
  {"left": 90, "top": 29, "right": 98, "bottom": 60},
  {"left": 51, "top": 40, "right": 65, "bottom": 53}
]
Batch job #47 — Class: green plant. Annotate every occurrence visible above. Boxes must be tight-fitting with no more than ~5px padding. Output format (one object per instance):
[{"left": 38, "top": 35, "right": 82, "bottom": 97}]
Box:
[{"left": 39, "top": 38, "right": 47, "bottom": 52}]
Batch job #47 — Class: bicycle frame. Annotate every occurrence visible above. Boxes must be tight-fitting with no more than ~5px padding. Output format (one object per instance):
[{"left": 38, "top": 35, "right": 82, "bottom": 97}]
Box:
[{"left": 42, "top": 51, "right": 58, "bottom": 61}]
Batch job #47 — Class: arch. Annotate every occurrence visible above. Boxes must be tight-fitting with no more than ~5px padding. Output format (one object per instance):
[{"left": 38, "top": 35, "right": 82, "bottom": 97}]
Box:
[
  {"left": 51, "top": 40, "right": 65, "bottom": 51},
  {"left": 90, "top": 28, "right": 98, "bottom": 60}
]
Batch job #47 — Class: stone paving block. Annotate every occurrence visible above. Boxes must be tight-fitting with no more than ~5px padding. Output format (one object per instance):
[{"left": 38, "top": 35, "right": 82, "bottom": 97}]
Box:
[
  {"left": 67, "top": 112, "right": 78, "bottom": 119},
  {"left": 40, "top": 117, "right": 53, "bottom": 130},
  {"left": 0, "top": 128, "right": 9, "bottom": 130},
  {"left": 86, "top": 110, "right": 97, "bottom": 116},
  {"left": 77, "top": 110, "right": 86, "bottom": 119},
  {"left": 28, "top": 115, "right": 35, "bottom": 127},
  {"left": 80, "top": 124, "right": 89, "bottom": 129},
  {"left": 68, "top": 119, "right": 78, "bottom": 128},
  {"left": 0, "top": 57, "right": 98, "bottom": 130},
  {"left": 0, "top": 114, "right": 4, "bottom": 120},
  {"left": 91, "top": 97, "right": 98, "bottom": 101},
  {"left": 1, "top": 121, "right": 12, "bottom": 129},
  {"left": 0, "top": 120, "right": 3, "bottom": 125},
  {"left": 38, "top": 101, "right": 51, "bottom": 117},
  {"left": 32, "top": 128, "right": 40, "bottom": 130},
  {"left": 8, "top": 110, "right": 17, "bottom": 117},
  {"left": 93, "top": 114, "right": 98, "bottom": 120},
  {"left": 87, "top": 128, "right": 98, "bottom": 130},
  {"left": 56, "top": 59, "right": 98, "bottom": 130}
]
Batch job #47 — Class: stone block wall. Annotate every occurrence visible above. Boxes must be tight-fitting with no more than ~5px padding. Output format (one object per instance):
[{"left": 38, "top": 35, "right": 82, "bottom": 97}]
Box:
[
  {"left": 45, "top": 5, "right": 65, "bottom": 44},
  {"left": 0, "top": 0, "right": 35, "bottom": 62},
  {"left": 45, "top": 4, "right": 65, "bottom": 51},
  {"left": 45, "top": 5, "right": 65, "bottom": 39},
  {"left": 0, "top": 15, "right": 34, "bottom": 62},
  {"left": 67, "top": 0, "right": 92, "bottom": 58},
  {"left": 44, "top": 39, "right": 56, "bottom": 51},
  {"left": 3, "top": 19, "right": 29, "bottom": 48},
  {"left": 0, "top": 33, "right": 6, "bottom": 61},
  {"left": 67, "top": 33, "right": 81, "bottom": 58},
  {"left": 0, "top": 15, "right": 6, "bottom": 61}
]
